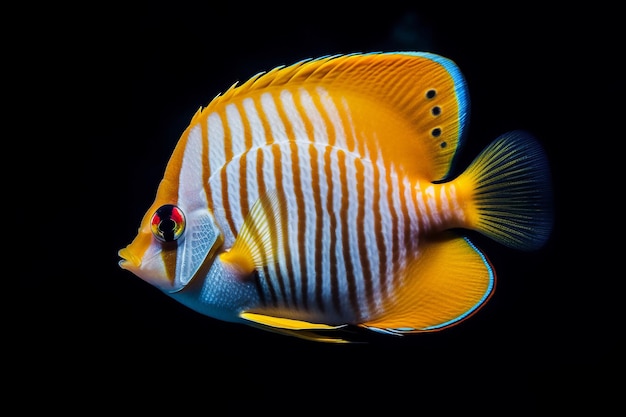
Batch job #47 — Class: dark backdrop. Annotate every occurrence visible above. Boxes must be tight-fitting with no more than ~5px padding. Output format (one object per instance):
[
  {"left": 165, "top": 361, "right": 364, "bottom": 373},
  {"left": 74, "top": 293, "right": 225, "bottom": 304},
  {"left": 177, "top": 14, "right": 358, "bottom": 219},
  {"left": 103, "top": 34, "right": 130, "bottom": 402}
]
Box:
[{"left": 16, "top": 3, "right": 621, "bottom": 415}]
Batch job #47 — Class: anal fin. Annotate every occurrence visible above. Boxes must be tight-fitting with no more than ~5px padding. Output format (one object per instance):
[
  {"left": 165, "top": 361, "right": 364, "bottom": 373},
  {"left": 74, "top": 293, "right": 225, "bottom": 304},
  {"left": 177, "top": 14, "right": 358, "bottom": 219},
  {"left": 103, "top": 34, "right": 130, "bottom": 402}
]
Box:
[
  {"left": 361, "top": 234, "right": 495, "bottom": 334},
  {"left": 240, "top": 312, "right": 354, "bottom": 343}
]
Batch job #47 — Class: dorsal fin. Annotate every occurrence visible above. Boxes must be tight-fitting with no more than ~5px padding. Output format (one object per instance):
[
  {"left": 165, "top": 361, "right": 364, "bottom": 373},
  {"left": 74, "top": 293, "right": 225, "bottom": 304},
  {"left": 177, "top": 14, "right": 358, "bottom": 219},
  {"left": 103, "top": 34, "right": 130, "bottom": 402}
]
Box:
[{"left": 202, "top": 52, "right": 470, "bottom": 181}]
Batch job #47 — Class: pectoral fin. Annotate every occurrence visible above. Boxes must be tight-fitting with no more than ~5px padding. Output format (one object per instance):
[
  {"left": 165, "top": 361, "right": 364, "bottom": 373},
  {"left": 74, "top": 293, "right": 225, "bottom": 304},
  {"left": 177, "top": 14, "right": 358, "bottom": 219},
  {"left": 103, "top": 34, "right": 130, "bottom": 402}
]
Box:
[
  {"left": 219, "top": 190, "right": 285, "bottom": 277},
  {"left": 361, "top": 234, "right": 495, "bottom": 334}
]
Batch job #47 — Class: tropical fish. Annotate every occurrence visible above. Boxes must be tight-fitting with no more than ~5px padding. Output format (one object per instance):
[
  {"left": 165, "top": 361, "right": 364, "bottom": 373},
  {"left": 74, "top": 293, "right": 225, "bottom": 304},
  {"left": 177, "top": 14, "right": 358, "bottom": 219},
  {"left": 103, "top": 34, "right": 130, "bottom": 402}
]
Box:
[{"left": 118, "top": 52, "right": 553, "bottom": 343}]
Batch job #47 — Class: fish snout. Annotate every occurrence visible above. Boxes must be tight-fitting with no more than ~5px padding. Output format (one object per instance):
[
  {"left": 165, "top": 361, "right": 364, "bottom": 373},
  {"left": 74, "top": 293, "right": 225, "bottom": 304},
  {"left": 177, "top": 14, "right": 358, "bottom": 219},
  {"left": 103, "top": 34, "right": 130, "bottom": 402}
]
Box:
[{"left": 118, "top": 247, "right": 141, "bottom": 270}]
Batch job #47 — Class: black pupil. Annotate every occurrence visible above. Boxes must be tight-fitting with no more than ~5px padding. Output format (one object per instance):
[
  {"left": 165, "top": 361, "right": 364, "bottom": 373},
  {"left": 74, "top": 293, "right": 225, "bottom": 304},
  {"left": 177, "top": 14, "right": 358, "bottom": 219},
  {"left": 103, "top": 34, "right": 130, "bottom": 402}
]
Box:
[
  {"left": 156, "top": 205, "right": 178, "bottom": 241},
  {"left": 161, "top": 218, "right": 176, "bottom": 233}
]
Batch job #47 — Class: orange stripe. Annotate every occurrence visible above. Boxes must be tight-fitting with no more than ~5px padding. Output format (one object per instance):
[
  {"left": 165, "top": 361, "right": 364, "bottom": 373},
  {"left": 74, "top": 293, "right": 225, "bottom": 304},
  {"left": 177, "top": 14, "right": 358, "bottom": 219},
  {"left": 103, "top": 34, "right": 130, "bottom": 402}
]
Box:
[
  {"left": 313, "top": 90, "right": 336, "bottom": 146},
  {"left": 339, "top": 98, "right": 356, "bottom": 152},
  {"left": 371, "top": 150, "right": 387, "bottom": 308},
  {"left": 271, "top": 143, "right": 290, "bottom": 306},
  {"left": 290, "top": 141, "right": 308, "bottom": 310},
  {"left": 220, "top": 108, "right": 237, "bottom": 237},
  {"left": 355, "top": 157, "right": 373, "bottom": 321},
  {"left": 239, "top": 102, "right": 253, "bottom": 217},
  {"left": 337, "top": 149, "right": 359, "bottom": 315},
  {"left": 295, "top": 91, "right": 322, "bottom": 312},
  {"left": 418, "top": 183, "right": 433, "bottom": 228},
  {"left": 324, "top": 147, "right": 340, "bottom": 314},
  {"left": 259, "top": 95, "right": 274, "bottom": 144},
  {"left": 385, "top": 164, "right": 400, "bottom": 288},
  {"left": 255, "top": 149, "right": 277, "bottom": 307},
  {"left": 309, "top": 144, "right": 325, "bottom": 313},
  {"left": 201, "top": 113, "right": 213, "bottom": 212},
  {"left": 399, "top": 175, "right": 412, "bottom": 252},
  {"left": 274, "top": 95, "right": 306, "bottom": 306},
  {"left": 253, "top": 94, "right": 281, "bottom": 306}
]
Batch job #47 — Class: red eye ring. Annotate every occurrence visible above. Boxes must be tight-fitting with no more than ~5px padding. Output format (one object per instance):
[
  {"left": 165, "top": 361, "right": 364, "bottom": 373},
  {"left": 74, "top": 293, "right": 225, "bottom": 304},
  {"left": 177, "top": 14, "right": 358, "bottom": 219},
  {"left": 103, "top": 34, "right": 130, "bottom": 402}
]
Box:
[{"left": 150, "top": 204, "right": 186, "bottom": 242}]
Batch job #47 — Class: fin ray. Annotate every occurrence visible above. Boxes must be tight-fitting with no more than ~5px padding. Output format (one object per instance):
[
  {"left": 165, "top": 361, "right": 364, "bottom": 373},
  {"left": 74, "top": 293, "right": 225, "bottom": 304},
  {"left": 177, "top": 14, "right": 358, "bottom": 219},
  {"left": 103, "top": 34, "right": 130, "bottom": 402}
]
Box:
[
  {"left": 361, "top": 234, "right": 494, "bottom": 333},
  {"left": 459, "top": 130, "right": 554, "bottom": 250},
  {"left": 219, "top": 190, "right": 284, "bottom": 275}
]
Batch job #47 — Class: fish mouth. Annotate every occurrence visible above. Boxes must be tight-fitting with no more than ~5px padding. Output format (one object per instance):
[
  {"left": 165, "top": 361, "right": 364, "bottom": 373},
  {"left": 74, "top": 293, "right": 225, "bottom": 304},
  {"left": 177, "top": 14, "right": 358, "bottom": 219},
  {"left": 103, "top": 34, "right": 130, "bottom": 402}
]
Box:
[{"left": 118, "top": 247, "right": 140, "bottom": 269}]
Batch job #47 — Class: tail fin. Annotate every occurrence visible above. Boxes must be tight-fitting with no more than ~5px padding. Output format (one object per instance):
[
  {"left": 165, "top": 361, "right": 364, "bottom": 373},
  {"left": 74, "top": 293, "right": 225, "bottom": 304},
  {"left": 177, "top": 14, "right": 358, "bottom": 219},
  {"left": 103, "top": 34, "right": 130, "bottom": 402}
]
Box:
[{"left": 459, "top": 130, "right": 554, "bottom": 250}]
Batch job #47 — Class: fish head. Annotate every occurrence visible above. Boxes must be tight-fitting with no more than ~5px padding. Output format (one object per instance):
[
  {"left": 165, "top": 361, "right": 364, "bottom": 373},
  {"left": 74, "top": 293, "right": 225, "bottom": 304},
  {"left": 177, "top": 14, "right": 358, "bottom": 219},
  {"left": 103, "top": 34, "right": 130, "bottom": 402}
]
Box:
[
  {"left": 118, "top": 189, "right": 223, "bottom": 293},
  {"left": 118, "top": 127, "right": 224, "bottom": 293}
]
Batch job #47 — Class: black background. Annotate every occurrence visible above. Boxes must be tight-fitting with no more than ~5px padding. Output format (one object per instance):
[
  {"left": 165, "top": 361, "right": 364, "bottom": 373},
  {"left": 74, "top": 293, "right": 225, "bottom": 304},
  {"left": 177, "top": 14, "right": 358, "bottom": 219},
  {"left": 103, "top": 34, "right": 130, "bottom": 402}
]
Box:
[{"left": 16, "top": 3, "right": 621, "bottom": 414}]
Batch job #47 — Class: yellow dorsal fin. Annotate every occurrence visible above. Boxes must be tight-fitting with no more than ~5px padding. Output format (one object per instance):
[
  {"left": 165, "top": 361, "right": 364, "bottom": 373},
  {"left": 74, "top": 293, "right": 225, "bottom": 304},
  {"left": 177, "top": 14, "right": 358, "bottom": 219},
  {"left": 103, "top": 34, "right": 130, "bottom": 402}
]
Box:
[
  {"left": 219, "top": 190, "right": 284, "bottom": 276},
  {"left": 203, "top": 52, "right": 469, "bottom": 181},
  {"left": 361, "top": 234, "right": 495, "bottom": 334}
]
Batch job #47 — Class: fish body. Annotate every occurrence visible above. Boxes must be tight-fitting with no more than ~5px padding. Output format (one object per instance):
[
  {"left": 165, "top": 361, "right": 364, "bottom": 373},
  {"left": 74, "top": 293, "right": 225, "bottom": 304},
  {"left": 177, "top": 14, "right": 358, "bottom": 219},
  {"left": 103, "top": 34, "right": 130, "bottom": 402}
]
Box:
[{"left": 118, "top": 52, "right": 553, "bottom": 342}]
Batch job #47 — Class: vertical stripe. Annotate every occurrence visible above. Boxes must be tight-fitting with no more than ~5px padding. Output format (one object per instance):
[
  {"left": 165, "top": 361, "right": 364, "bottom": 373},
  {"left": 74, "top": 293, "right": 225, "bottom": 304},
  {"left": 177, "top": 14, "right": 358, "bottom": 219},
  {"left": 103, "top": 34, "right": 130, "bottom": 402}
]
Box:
[
  {"left": 340, "top": 97, "right": 357, "bottom": 152},
  {"left": 325, "top": 148, "right": 341, "bottom": 313},
  {"left": 200, "top": 118, "right": 213, "bottom": 212},
  {"left": 254, "top": 148, "right": 277, "bottom": 307},
  {"left": 425, "top": 185, "right": 441, "bottom": 226},
  {"left": 376, "top": 153, "right": 393, "bottom": 302},
  {"left": 399, "top": 174, "right": 412, "bottom": 253},
  {"left": 272, "top": 144, "right": 291, "bottom": 306},
  {"left": 298, "top": 89, "right": 333, "bottom": 311},
  {"left": 250, "top": 190, "right": 279, "bottom": 306},
  {"left": 242, "top": 97, "right": 267, "bottom": 148},
  {"left": 298, "top": 88, "right": 332, "bottom": 312},
  {"left": 317, "top": 86, "right": 348, "bottom": 149},
  {"left": 307, "top": 144, "right": 325, "bottom": 312},
  {"left": 390, "top": 164, "right": 406, "bottom": 272},
  {"left": 439, "top": 182, "right": 451, "bottom": 220},
  {"left": 403, "top": 176, "right": 419, "bottom": 240},
  {"left": 260, "top": 93, "right": 288, "bottom": 143},
  {"left": 226, "top": 103, "right": 247, "bottom": 156},
  {"left": 288, "top": 141, "right": 306, "bottom": 308},
  {"left": 207, "top": 113, "right": 226, "bottom": 176},
  {"left": 223, "top": 105, "right": 247, "bottom": 232},
  {"left": 206, "top": 112, "right": 225, "bottom": 219},
  {"left": 414, "top": 181, "right": 430, "bottom": 231},
  {"left": 337, "top": 149, "right": 359, "bottom": 315},
  {"left": 363, "top": 150, "right": 384, "bottom": 315},
  {"left": 212, "top": 109, "right": 237, "bottom": 238},
  {"left": 274, "top": 93, "right": 299, "bottom": 308},
  {"left": 311, "top": 90, "right": 336, "bottom": 146},
  {"left": 281, "top": 90, "right": 312, "bottom": 310},
  {"left": 292, "top": 91, "right": 324, "bottom": 311},
  {"left": 221, "top": 167, "right": 237, "bottom": 239},
  {"left": 446, "top": 183, "right": 464, "bottom": 222},
  {"left": 262, "top": 146, "right": 282, "bottom": 302},
  {"left": 299, "top": 89, "right": 328, "bottom": 145},
  {"left": 369, "top": 148, "right": 385, "bottom": 313},
  {"left": 384, "top": 162, "right": 400, "bottom": 295},
  {"left": 179, "top": 125, "right": 204, "bottom": 202},
  {"left": 259, "top": 94, "right": 292, "bottom": 306},
  {"left": 354, "top": 157, "right": 374, "bottom": 320},
  {"left": 226, "top": 103, "right": 249, "bottom": 223}
]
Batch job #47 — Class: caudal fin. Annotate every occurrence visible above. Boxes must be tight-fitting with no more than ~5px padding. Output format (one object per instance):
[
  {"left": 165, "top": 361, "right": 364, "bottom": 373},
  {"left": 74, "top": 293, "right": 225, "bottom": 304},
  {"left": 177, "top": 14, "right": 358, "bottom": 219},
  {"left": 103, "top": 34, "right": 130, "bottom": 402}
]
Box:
[{"left": 459, "top": 130, "right": 554, "bottom": 250}]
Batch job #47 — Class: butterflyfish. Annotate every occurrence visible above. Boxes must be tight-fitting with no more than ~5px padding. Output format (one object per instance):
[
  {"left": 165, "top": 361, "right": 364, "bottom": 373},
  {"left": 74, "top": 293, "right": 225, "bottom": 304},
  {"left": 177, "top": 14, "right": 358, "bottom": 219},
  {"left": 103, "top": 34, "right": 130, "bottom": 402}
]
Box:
[{"left": 118, "top": 52, "right": 553, "bottom": 343}]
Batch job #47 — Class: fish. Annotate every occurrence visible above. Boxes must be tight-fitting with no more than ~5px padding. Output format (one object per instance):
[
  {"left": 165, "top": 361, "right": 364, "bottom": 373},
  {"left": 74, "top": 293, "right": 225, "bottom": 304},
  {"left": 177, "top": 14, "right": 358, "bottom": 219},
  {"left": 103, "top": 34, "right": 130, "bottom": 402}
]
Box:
[{"left": 118, "top": 52, "right": 553, "bottom": 343}]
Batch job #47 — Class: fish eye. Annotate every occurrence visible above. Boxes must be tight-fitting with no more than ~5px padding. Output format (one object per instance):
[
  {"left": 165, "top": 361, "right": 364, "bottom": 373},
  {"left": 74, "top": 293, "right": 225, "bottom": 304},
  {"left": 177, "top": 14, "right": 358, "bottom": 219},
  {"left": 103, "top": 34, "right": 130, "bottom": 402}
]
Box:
[{"left": 151, "top": 204, "right": 186, "bottom": 243}]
